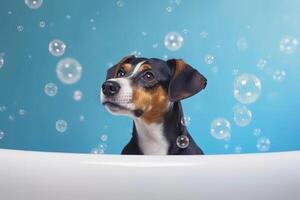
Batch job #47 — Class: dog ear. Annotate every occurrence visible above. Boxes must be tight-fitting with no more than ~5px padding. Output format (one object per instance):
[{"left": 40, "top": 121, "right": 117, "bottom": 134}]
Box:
[
  {"left": 106, "top": 55, "right": 136, "bottom": 80},
  {"left": 167, "top": 59, "right": 207, "bottom": 102}
]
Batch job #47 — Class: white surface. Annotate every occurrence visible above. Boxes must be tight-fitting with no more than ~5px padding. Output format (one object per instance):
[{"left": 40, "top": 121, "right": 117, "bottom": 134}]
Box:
[{"left": 0, "top": 149, "right": 300, "bottom": 200}]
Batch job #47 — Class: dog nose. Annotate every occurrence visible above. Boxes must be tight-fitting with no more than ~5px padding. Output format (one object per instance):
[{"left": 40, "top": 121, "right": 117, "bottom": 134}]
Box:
[{"left": 102, "top": 81, "right": 121, "bottom": 97}]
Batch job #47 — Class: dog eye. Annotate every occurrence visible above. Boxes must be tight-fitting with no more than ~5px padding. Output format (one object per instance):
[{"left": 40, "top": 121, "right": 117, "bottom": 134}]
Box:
[
  {"left": 116, "top": 69, "right": 126, "bottom": 78},
  {"left": 142, "top": 72, "right": 155, "bottom": 82}
]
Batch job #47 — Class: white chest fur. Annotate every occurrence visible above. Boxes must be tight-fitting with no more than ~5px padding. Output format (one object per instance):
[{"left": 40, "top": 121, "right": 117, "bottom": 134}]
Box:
[{"left": 134, "top": 119, "right": 169, "bottom": 155}]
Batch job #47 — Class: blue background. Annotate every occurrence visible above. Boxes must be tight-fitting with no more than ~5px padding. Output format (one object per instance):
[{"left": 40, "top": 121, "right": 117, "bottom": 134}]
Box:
[{"left": 0, "top": 0, "right": 300, "bottom": 154}]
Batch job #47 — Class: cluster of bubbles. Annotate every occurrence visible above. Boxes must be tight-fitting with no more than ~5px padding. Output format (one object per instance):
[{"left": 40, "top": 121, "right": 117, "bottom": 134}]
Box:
[
  {"left": 233, "top": 73, "right": 262, "bottom": 104},
  {"left": 0, "top": 55, "right": 4, "bottom": 69},
  {"left": 210, "top": 118, "right": 231, "bottom": 140},
  {"left": 44, "top": 83, "right": 58, "bottom": 96},
  {"left": 55, "top": 120, "right": 68, "bottom": 133},
  {"left": 25, "top": 0, "right": 43, "bottom": 9},
  {"left": 164, "top": 32, "right": 184, "bottom": 51},
  {"left": 73, "top": 90, "right": 83, "bottom": 101},
  {"left": 56, "top": 58, "right": 82, "bottom": 84},
  {"left": 204, "top": 54, "right": 214, "bottom": 65},
  {"left": 279, "top": 35, "right": 298, "bottom": 54},
  {"left": 48, "top": 39, "right": 66, "bottom": 57},
  {"left": 91, "top": 136, "right": 109, "bottom": 154},
  {"left": 233, "top": 105, "right": 252, "bottom": 127}
]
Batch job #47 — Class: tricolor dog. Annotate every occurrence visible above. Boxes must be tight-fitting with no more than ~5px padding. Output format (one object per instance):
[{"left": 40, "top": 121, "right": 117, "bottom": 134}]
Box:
[{"left": 101, "top": 55, "right": 207, "bottom": 155}]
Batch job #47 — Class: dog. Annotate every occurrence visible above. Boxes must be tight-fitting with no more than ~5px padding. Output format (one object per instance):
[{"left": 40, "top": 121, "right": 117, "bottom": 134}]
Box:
[{"left": 100, "top": 55, "right": 207, "bottom": 155}]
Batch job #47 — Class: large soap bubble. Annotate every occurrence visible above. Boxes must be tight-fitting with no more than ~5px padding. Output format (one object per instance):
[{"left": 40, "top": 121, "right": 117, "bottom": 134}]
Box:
[
  {"left": 25, "top": 0, "right": 43, "bottom": 9},
  {"left": 164, "top": 32, "right": 184, "bottom": 51},
  {"left": 56, "top": 58, "right": 82, "bottom": 84},
  {"left": 233, "top": 73, "right": 262, "bottom": 104},
  {"left": 210, "top": 118, "right": 231, "bottom": 140},
  {"left": 49, "top": 39, "right": 66, "bottom": 57}
]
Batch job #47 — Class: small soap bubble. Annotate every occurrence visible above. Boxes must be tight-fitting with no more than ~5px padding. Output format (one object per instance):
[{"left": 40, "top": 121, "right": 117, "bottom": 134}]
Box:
[
  {"left": 90, "top": 18, "right": 95, "bottom": 23},
  {"left": 19, "top": 109, "right": 27, "bottom": 116},
  {"left": 235, "top": 145, "right": 242, "bottom": 153},
  {"left": 233, "top": 105, "right": 252, "bottom": 127},
  {"left": 25, "top": 0, "right": 43, "bottom": 9},
  {"left": 56, "top": 58, "right": 82, "bottom": 84},
  {"left": 17, "top": 25, "right": 24, "bottom": 32},
  {"left": 279, "top": 36, "right": 298, "bottom": 54},
  {"left": 210, "top": 118, "right": 231, "bottom": 140},
  {"left": 0, "top": 130, "right": 4, "bottom": 140},
  {"left": 66, "top": 15, "right": 71, "bottom": 20},
  {"left": 152, "top": 43, "right": 159, "bottom": 48},
  {"left": 257, "top": 137, "right": 271, "bottom": 152},
  {"left": 200, "top": 31, "right": 208, "bottom": 38},
  {"left": 0, "top": 106, "right": 7, "bottom": 112},
  {"left": 44, "top": 83, "right": 58, "bottom": 96},
  {"left": 233, "top": 73, "right": 262, "bottom": 104},
  {"left": 100, "top": 134, "right": 108, "bottom": 142},
  {"left": 182, "top": 29, "right": 189, "bottom": 35},
  {"left": 253, "top": 128, "right": 261, "bottom": 136},
  {"left": 176, "top": 135, "right": 190, "bottom": 149},
  {"left": 8, "top": 11, "right": 12, "bottom": 15},
  {"left": 39, "top": 21, "right": 46, "bottom": 28},
  {"left": 164, "top": 32, "right": 184, "bottom": 51},
  {"left": 0, "top": 55, "right": 4, "bottom": 69},
  {"left": 73, "top": 90, "right": 83, "bottom": 101},
  {"left": 181, "top": 116, "right": 191, "bottom": 127},
  {"left": 224, "top": 144, "right": 229, "bottom": 149},
  {"left": 237, "top": 37, "right": 248, "bottom": 51},
  {"left": 79, "top": 115, "right": 85, "bottom": 121},
  {"left": 8, "top": 115, "right": 15, "bottom": 121},
  {"left": 98, "top": 143, "right": 108, "bottom": 151},
  {"left": 55, "top": 120, "right": 67, "bottom": 133},
  {"left": 166, "top": 6, "right": 173, "bottom": 12},
  {"left": 257, "top": 59, "right": 267, "bottom": 70},
  {"left": 141, "top": 31, "right": 147, "bottom": 36},
  {"left": 91, "top": 26, "right": 97, "bottom": 31},
  {"left": 232, "top": 69, "right": 239, "bottom": 76},
  {"left": 204, "top": 54, "right": 214, "bottom": 65},
  {"left": 116, "top": 0, "right": 124, "bottom": 7},
  {"left": 272, "top": 69, "right": 286, "bottom": 82},
  {"left": 48, "top": 39, "right": 66, "bottom": 57},
  {"left": 91, "top": 148, "right": 104, "bottom": 154}
]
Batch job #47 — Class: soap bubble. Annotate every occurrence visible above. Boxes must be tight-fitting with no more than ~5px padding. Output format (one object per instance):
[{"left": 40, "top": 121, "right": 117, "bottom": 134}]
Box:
[
  {"left": 237, "top": 37, "right": 248, "bottom": 51},
  {"left": 19, "top": 109, "right": 27, "bottom": 116},
  {"left": 272, "top": 69, "right": 286, "bottom": 82},
  {"left": 176, "top": 135, "right": 190, "bottom": 149},
  {"left": 0, "top": 106, "right": 7, "bottom": 112},
  {"left": 210, "top": 118, "right": 231, "bottom": 140},
  {"left": 166, "top": 6, "right": 173, "bottom": 12},
  {"left": 66, "top": 15, "right": 71, "bottom": 20},
  {"left": 17, "top": 25, "right": 24, "bottom": 32},
  {"left": 233, "top": 74, "right": 262, "bottom": 104},
  {"left": 91, "top": 148, "right": 104, "bottom": 154},
  {"left": 232, "top": 69, "right": 239, "bottom": 76},
  {"left": 253, "top": 128, "right": 261, "bottom": 136},
  {"left": 25, "top": 0, "right": 43, "bottom": 9},
  {"left": 0, "top": 55, "right": 4, "bottom": 69},
  {"left": 164, "top": 32, "right": 184, "bottom": 51},
  {"left": 200, "top": 31, "right": 208, "bottom": 38},
  {"left": 79, "top": 115, "right": 85, "bottom": 121},
  {"left": 257, "top": 137, "right": 271, "bottom": 152},
  {"left": 8, "top": 115, "right": 15, "bottom": 121},
  {"left": 39, "top": 21, "right": 46, "bottom": 28},
  {"left": 257, "top": 59, "right": 267, "bottom": 70},
  {"left": 98, "top": 143, "right": 108, "bottom": 151},
  {"left": 235, "top": 145, "right": 242, "bottom": 153},
  {"left": 181, "top": 116, "right": 191, "bottom": 127},
  {"left": 55, "top": 120, "right": 67, "bottom": 133},
  {"left": 48, "top": 39, "right": 66, "bottom": 57},
  {"left": 233, "top": 105, "right": 252, "bottom": 127},
  {"left": 73, "top": 90, "right": 83, "bottom": 101},
  {"left": 100, "top": 134, "right": 108, "bottom": 142},
  {"left": 0, "top": 130, "right": 4, "bottom": 140},
  {"left": 279, "top": 36, "right": 298, "bottom": 54},
  {"left": 44, "top": 83, "right": 58, "bottom": 96},
  {"left": 116, "top": 0, "right": 124, "bottom": 7},
  {"left": 56, "top": 58, "right": 82, "bottom": 84},
  {"left": 204, "top": 54, "right": 214, "bottom": 65}
]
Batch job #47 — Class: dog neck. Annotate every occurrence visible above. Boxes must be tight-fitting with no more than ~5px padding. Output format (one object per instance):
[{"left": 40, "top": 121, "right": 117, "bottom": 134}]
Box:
[{"left": 132, "top": 101, "right": 187, "bottom": 155}]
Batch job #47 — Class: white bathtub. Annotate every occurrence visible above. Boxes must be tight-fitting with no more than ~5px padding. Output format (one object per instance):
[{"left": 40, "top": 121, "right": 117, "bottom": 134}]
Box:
[{"left": 0, "top": 149, "right": 299, "bottom": 200}]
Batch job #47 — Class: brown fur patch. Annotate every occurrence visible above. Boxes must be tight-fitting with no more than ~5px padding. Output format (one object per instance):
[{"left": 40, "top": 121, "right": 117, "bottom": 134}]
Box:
[
  {"left": 174, "top": 59, "right": 186, "bottom": 77},
  {"left": 132, "top": 86, "right": 169, "bottom": 124},
  {"left": 121, "top": 63, "right": 133, "bottom": 74}
]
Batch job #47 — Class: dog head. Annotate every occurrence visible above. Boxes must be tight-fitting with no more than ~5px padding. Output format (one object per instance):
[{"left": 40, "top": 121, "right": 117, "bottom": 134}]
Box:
[{"left": 100, "top": 55, "right": 207, "bottom": 124}]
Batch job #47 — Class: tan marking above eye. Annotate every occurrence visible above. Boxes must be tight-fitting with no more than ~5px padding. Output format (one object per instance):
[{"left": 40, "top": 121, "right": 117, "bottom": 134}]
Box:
[
  {"left": 121, "top": 63, "right": 133, "bottom": 73},
  {"left": 132, "top": 85, "right": 169, "bottom": 124}
]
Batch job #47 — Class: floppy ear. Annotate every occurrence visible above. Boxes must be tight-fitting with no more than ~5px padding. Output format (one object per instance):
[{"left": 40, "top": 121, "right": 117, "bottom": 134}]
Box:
[
  {"left": 106, "top": 55, "right": 135, "bottom": 80},
  {"left": 167, "top": 59, "right": 207, "bottom": 102}
]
